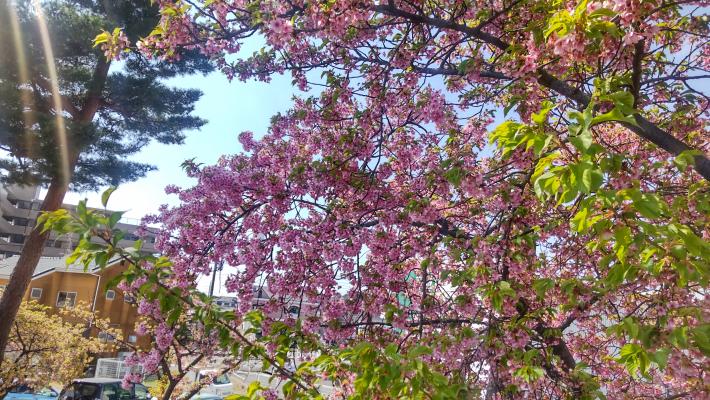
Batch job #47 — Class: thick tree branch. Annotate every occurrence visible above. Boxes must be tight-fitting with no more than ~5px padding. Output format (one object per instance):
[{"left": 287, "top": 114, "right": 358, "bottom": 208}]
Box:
[
  {"left": 372, "top": 4, "right": 710, "bottom": 181},
  {"left": 631, "top": 39, "right": 645, "bottom": 107},
  {"left": 31, "top": 78, "right": 80, "bottom": 118}
]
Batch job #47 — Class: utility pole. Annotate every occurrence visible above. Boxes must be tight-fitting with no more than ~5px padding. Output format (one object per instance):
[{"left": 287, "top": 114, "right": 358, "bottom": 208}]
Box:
[{"left": 208, "top": 261, "right": 223, "bottom": 297}]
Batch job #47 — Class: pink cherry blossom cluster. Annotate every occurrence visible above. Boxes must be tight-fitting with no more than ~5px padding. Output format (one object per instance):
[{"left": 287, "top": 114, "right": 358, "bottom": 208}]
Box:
[
  {"left": 117, "top": 0, "right": 709, "bottom": 397},
  {"left": 99, "top": 29, "right": 130, "bottom": 61}
]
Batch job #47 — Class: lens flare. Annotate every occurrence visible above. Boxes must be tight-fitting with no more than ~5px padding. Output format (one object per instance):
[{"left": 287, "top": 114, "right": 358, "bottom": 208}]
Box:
[
  {"left": 6, "top": 1, "right": 38, "bottom": 162},
  {"left": 32, "top": 0, "right": 71, "bottom": 186}
]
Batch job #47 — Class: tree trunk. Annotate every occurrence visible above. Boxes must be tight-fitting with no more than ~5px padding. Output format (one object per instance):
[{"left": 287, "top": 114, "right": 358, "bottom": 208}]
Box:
[
  {"left": 0, "top": 178, "right": 70, "bottom": 365},
  {"left": 161, "top": 379, "right": 180, "bottom": 400},
  {"left": 0, "top": 53, "right": 110, "bottom": 367}
]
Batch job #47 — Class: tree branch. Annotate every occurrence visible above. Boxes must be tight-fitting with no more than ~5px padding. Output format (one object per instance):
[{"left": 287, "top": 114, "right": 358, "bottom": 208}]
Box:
[{"left": 371, "top": 4, "right": 710, "bottom": 181}]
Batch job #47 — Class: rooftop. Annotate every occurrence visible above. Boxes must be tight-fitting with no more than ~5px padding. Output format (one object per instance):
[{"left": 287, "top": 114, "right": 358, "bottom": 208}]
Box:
[
  {"left": 71, "top": 378, "right": 123, "bottom": 384},
  {"left": 0, "top": 255, "right": 109, "bottom": 280}
]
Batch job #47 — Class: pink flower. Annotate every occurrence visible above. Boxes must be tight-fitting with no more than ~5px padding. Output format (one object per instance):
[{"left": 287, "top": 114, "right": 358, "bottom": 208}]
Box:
[
  {"left": 154, "top": 322, "right": 174, "bottom": 351},
  {"left": 622, "top": 31, "right": 644, "bottom": 46}
]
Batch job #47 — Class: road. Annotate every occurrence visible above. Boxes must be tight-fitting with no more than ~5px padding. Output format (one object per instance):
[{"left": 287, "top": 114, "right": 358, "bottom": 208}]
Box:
[{"left": 230, "top": 369, "right": 335, "bottom": 398}]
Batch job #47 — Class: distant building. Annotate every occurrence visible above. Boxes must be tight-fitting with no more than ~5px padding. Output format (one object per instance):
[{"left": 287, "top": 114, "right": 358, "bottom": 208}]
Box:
[
  {"left": 0, "top": 184, "right": 155, "bottom": 258},
  {"left": 0, "top": 256, "right": 148, "bottom": 352},
  {"left": 213, "top": 296, "right": 238, "bottom": 310},
  {"left": 231, "top": 285, "right": 320, "bottom": 321}
]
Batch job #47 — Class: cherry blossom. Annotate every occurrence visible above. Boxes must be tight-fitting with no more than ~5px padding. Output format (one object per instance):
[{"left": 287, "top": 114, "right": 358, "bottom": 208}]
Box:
[{"left": 112, "top": 1, "right": 710, "bottom": 398}]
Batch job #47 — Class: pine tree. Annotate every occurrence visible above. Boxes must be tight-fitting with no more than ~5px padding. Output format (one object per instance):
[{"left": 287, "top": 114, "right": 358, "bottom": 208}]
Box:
[{"left": 0, "top": 0, "right": 213, "bottom": 362}]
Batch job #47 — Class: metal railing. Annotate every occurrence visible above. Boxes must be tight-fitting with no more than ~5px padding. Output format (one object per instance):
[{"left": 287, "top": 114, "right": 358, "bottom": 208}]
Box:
[{"left": 95, "top": 358, "right": 144, "bottom": 379}]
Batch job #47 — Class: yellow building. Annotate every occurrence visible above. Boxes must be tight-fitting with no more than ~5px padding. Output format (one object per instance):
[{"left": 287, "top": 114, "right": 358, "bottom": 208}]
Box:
[{"left": 0, "top": 256, "right": 148, "bottom": 352}]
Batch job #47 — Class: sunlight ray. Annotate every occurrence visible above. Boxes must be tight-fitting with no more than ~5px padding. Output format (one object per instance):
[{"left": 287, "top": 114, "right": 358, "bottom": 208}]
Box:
[
  {"left": 32, "top": 0, "right": 71, "bottom": 185},
  {"left": 7, "top": 1, "right": 38, "bottom": 161}
]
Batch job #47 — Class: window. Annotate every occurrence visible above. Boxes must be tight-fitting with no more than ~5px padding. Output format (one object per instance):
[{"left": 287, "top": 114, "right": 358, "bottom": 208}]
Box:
[
  {"left": 14, "top": 217, "right": 29, "bottom": 227},
  {"left": 212, "top": 374, "right": 231, "bottom": 385},
  {"left": 37, "top": 388, "right": 58, "bottom": 397},
  {"left": 53, "top": 240, "right": 64, "bottom": 248},
  {"left": 128, "top": 334, "right": 137, "bottom": 343},
  {"left": 10, "top": 234, "right": 25, "bottom": 244},
  {"left": 56, "top": 291, "right": 76, "bottom": 308},
  {"left": 100, "top": 383, "right": 132, "bottom": 400},
  {"left": 134, "top": 384, "right": 150, "bottom": 400},
  {"left": 105, "top": 289, "right": 116, "bottom": 300},
  {"left": 98, "top": 331, "right": 116, "bottom": 342},
  {"left": 9, "top": 385, "right": 32, "bottom": 394},
  {"left": 16, "top": 200, "right": 32, "bottom": 210},
  {"left": 124, "top": 294, "right": 135, "bottom": 304},
  {"left": 30, "top": 288, "right": 42, "bottom": 299},
  {"left": 123, "top": 233, "right": 139, "bottom": 241}
]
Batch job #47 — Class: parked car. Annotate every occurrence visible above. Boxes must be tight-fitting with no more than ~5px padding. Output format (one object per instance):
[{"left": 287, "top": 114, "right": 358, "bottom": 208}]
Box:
[
  {"left": 189, "top": 395, "right": 222, "bottom": 400},
  {"left": 185, "top": 370, "right": 233, "bottom": 398},
  {"left": 3, "top": 386, "right": 58, "bottom": 400},
  {"left": 57, "top": 379, "right": 151, "bottom": 400}
]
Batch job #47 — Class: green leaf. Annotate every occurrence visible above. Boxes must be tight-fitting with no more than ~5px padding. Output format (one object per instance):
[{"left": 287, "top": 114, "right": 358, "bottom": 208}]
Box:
[
  {"left": 108, "top": 211, "right": 124, "bottom": 228},
  {"left": 651, "top": 348, "right": 670, "bottom": 370},
  {"left": 532, "top": 101, "right": 554, "bottom": 125},
  {"left": 569, "top": 131, "right": 593, "bottom": 152},
  {"left": 581, "top": 168, "right": 594, "bottom": 193},
  {"left": 571, "top": 206, "right": 590, "bottom": 233},
  {"left": 444, "top": 166, "right": 465, "bottom": 187},
  {"left": 514, "top": 365, "right": 545, "bottom": 382},
  {"left": 673, "top": 150, "right": 703, "bottom": 172},
  {"left": 633, "top": 196, "right": 663, "bottom": 219},
  {"left": 77, "top": 199, "right": 87, "bottom": 218},
  {"left": 590, "top": 106, "right": 637, "bottom": 126},
  {"left": 588, "top": 7, "right": 617, "bottom": 18},
  {"left": 498, "top": 280, "right": 515, "bottom": 296},
  {"left": 617, "top": 343, "right": 648, "bottom": 375},
  {"left": 603, "top": 91, "right": 636, "bottom": 115},
  {"left": 101, "top": 186, "right": 118, "bottom": 208},
  {"left": 622, "top": 317, "right": 639, "bottom": 338},
  {"left": 606, "top": 263, "right": 628, "bottom": 286},
  {"left": 532, "top": 278, "right": 554, "bottom": 298},
  {"left": 95, "top": 252, "right": 108, "bottom": 268},
  {"left": 93, "top": 31, "right": 109, "bottom": 47},
  {"left": 504, "top": 96, "right": 522, "bottom": 116},
  {"left": 691, "top": 324, "right": 710, "bottom": 357},
  {"left": 407, "top": 345, "right": 432, "bottom": 358}
]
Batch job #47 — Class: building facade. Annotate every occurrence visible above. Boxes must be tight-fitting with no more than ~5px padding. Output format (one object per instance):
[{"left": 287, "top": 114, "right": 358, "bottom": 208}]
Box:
[
  {"left": 0, "top": 257, "right": 148, "bottom": 351},
  {"left": 0, "top": 184, "right": 155, "bottom": 258}
]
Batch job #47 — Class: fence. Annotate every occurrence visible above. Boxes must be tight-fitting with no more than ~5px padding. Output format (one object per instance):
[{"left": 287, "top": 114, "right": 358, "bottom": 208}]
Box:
[{"left": 95, "top": 358, "right": 144, "bottom": 379}]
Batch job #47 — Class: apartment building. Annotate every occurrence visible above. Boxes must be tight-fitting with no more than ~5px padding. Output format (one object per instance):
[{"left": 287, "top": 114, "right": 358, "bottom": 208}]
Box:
[
  {"left": 0, "top": 256, "right": 149, "bottom": 351},
  {"left": 0, "top": 184, "right": 155, "bottom": 258}
]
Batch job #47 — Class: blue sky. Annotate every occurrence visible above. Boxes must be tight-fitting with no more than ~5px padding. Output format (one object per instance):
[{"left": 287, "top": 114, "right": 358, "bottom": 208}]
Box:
[
  {"left": 57, "top": 69, "right": 303, "bottom": 294},
  {"left": 61, "top": 67, "right": 297, "bottom": 221}
]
